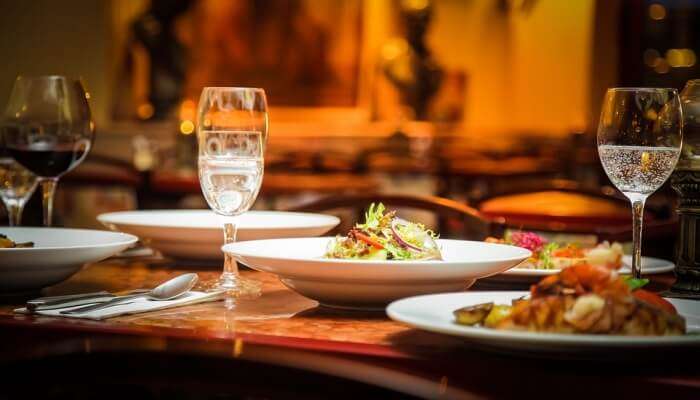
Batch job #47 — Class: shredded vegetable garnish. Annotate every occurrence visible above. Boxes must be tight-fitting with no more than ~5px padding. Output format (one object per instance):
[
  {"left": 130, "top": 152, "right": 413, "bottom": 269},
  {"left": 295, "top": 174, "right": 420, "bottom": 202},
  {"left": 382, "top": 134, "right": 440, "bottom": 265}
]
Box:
[{"left": 324, "top": 203, "right": 442, "bottom": 261}]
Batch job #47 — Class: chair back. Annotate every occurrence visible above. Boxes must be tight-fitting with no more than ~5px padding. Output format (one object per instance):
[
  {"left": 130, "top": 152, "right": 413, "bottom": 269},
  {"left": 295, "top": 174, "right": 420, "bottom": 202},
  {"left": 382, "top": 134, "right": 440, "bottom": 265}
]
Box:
[{"left": 288, "top": 193, "right": 502, "bottom": 240}]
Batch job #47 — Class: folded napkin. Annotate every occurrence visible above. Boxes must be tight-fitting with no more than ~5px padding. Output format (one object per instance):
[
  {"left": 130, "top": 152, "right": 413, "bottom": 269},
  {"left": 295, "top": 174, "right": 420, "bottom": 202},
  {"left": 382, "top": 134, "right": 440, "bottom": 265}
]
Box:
[{"left": 15, "top": 291, "right": 223, "bottom": 320}]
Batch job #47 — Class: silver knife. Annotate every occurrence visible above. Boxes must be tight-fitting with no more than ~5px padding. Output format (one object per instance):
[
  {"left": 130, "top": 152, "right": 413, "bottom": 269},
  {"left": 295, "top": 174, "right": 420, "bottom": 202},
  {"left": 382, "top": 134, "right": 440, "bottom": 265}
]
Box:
[
  {"left": 29, "top": 295, "right": 117, "bottom": 311},
  {"left": 27, "top": 289, "right": 148, "bottom": 311},
  {"left": 28, "top": 291, "right": 113, "bottom": 305}
]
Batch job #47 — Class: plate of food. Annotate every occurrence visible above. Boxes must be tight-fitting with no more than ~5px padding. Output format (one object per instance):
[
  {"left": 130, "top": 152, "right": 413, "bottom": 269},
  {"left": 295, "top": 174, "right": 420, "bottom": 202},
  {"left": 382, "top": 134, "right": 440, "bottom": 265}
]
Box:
[
  {"left": 0, "top": 227, "right": 137, "bottom": 292},
  {"left": 481, "top": 231, "right": 674, "bottom": 285},
  {"left": 387, "top": 263, "right": 700, "bottom": 356},
  {"left": 224, "top": 204, "right": 531, "bottom": 309},
  {"left": 98, "top": 210, "right": 340, "bottom": 260}
]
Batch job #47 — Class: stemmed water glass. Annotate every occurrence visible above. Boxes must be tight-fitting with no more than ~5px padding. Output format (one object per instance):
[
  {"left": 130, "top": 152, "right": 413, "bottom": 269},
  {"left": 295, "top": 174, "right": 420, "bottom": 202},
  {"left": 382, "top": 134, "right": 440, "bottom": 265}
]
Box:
[
  {"left": 1, "top": 76, "right": 94, "bottom": 226},
  {"left": 0, "top": 155, "right": 37, "bottom": 226},
  {"left": 197, "top": 87, "right": 267, "bottom": 295},
  {"left": 597, "top": 88, "right": 683, "bottom": 278}
]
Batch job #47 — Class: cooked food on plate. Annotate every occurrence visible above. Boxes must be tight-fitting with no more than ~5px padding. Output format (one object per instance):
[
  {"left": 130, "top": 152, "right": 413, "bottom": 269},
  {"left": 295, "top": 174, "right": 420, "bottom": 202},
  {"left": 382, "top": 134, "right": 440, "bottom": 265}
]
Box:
[
  {"left": 486, "top": 231, "right": 623, "bottom": 270},
  {"left": 0, "top": 233, "right": 34, "bottom": 248},
  {"left": 325, "top": 203, "right": 442, "bottom": 260},
  {"left": 454, "top": 263, "right": 685, "bottom": 335}
]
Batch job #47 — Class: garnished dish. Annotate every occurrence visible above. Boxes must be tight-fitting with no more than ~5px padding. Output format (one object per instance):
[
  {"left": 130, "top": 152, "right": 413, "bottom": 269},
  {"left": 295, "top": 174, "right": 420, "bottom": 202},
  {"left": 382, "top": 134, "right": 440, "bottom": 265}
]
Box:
[
  {"left": 0, "top": 233, "right": 34, "bottom": 248},
  {"left": 325, "top": 203, "right": 442, "bottom": 261},
  {"left": 454, "top": 263, "right": 685, "bottom": 335},
  {"left": 486, "top": 231, "right": 623, "bottom": 270}
]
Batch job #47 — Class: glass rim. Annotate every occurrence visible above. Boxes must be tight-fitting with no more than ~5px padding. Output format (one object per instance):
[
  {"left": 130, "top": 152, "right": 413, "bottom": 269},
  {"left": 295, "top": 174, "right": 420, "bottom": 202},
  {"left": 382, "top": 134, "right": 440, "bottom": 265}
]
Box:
[
  {"left": 15, "top": 75, "right": 82, "bottom": 82},
  {"left": 201, "top": 86, "right": 266, "bottom": 93},
  {"left": 607, "top": 87, "right": 678, "bottom": 93}
]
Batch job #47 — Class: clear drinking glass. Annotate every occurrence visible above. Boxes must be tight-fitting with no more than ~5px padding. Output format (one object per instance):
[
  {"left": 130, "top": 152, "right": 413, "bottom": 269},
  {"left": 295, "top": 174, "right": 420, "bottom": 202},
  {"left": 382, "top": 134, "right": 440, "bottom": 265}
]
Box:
[
  {"left": 597, "top": 88, "right": 683, "bottom": 278},
  {"left": 1, "top": 76, "right": 94, "bottom": 226},
  {"left": 197, "top": 87, "right": 267, "bottom": 295},
  {"left": 0, "top": 156, "right": 37, "bottom": 226}
]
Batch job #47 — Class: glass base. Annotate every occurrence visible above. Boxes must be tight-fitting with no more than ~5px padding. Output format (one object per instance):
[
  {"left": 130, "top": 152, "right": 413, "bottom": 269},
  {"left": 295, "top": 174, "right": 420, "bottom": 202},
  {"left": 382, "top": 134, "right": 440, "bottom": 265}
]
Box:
[{"left": 200, "top": 273, "right": 262, "bottom": 299}]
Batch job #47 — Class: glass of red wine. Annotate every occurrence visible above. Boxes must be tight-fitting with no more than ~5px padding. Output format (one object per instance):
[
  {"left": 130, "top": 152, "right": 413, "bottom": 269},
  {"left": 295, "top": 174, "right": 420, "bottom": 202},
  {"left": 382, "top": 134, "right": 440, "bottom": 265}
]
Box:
[{"left": 1, "top": 76, "right": 94, "bottom": 226}]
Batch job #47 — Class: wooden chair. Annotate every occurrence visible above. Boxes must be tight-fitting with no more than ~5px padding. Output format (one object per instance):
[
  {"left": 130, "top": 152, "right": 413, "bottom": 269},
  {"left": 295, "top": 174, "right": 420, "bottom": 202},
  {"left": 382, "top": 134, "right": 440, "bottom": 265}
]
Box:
[
  {"left": 473, "top": 179, "right": 678, "bottom": 259},
  {"left": 475, "top": 179, "right": 639, "bottom": 227},
  {"left": 287, "top": 193, "right": 503, "bottom": 240}
]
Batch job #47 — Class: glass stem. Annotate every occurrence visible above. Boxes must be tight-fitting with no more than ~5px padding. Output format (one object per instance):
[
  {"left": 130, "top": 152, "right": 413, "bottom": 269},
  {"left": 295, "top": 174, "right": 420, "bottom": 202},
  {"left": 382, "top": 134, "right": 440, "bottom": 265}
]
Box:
[
  {"left": 41, "top": 178, "right": 58, "bottom": 227},
  {"left": 4, "top": 200, "right": 24, "bottom": 226},
  {"left": 220, "top": 221, "right": 239, "bottom": 288},
  {"left": 630, "top": 196, "right": 646, "bottom": 279}
]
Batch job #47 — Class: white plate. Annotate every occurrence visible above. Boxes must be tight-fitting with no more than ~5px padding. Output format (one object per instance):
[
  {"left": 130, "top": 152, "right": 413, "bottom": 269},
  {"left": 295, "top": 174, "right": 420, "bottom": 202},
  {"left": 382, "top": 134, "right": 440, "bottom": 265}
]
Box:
[
  {"left": 387, "top": 291, "right": 700, "bottom": 357},
  {"left": 98, "top": 210, "right": 340, "bottom": 260},
  {"left": 484, "top": 255, "right": 675, "bottom": 286},
  {"left": 224, "top": 237, "right": 531, "bottom": 309},
  {"left": 0, "top": 227, "right": 137, "bottom": 292}
]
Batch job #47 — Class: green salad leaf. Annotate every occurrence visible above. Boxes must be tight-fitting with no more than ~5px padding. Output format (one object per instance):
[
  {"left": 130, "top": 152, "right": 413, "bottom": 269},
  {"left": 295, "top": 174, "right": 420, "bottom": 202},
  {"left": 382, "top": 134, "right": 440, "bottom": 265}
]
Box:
[{"left": 622, "top": 275, "right": 650, "bottom": 291}]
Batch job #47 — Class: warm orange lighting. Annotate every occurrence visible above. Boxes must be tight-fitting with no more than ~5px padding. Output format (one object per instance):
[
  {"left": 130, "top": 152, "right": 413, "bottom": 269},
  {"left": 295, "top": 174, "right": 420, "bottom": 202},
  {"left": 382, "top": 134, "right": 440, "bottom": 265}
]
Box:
[
  {"left": 180, "top": 120, "right": 195, "bottom": 135},
  {"left": 653, "top": 58, "right": 670, "bottom": 74},
  {"left": 666, "top": 48, "right": 696, "bottom": 67},
  {"left": 179, "top": 99, "right": 196, "bottom": 121},
  {"left": 648, "top": 3, "right": 666, "bottom": 20},
  {"left": 137, "top": 102, "right": 154, "bottom": 120},
  {"left": 401, "top": 0, "right": 429, "bottom": 12}
]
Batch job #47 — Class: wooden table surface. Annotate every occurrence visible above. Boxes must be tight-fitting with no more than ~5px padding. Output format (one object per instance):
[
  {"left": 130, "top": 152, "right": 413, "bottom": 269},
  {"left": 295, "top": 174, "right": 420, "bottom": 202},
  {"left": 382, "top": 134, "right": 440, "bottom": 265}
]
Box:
[{"left": 1, "top": 259, "right": 700, "bottom": 399}]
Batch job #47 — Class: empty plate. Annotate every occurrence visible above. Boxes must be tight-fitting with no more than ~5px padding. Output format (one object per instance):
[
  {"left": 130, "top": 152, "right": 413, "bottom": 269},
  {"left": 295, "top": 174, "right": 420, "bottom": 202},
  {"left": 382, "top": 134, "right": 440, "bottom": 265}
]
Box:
[{"left": 98, "top": 210, "right": 340, "bottom": 260}]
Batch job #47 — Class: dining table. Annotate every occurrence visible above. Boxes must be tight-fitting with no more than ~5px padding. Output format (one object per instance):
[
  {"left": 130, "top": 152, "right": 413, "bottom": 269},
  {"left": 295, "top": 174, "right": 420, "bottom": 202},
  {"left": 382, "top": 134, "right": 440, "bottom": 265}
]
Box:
[{"left": 1, "top": 258, "right": 699, "bottom": 399}]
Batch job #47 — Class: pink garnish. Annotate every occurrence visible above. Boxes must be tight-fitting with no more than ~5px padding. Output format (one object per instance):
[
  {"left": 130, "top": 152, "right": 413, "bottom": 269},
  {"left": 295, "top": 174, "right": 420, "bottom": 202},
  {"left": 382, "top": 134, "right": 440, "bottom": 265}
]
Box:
[{"left": 508, "top": 231, "right": 546, "bottom": 252}]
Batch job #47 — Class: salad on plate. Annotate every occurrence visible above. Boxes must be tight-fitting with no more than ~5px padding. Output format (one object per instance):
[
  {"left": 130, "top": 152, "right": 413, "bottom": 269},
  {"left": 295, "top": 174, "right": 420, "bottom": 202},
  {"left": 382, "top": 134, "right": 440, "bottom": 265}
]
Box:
[
  {"left": 325, "top": 203, "right": 442, "bottom": 261},
  {"left": 486, "top": 231, "right": 623, "bottom": 270}
]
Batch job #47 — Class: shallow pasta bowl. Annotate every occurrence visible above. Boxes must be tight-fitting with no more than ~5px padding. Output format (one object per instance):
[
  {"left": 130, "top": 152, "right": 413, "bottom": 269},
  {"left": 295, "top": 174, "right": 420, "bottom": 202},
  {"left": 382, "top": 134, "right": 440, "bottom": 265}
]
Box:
[
  {"left": 223, "top": 237, "right": 531, "bottom": 309},
  {"left": 98, "top": 210, "right": 340, "bottom": 260},
  {"left": 0, "top": 227, "right": 137, "bottom": 292}
]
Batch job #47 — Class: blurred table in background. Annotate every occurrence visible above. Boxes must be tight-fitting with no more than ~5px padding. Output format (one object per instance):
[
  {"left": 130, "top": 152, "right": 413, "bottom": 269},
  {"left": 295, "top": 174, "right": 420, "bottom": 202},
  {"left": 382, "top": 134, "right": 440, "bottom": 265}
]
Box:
[{"left": 150, "top": 170, "right": 379, "bottom": 197}]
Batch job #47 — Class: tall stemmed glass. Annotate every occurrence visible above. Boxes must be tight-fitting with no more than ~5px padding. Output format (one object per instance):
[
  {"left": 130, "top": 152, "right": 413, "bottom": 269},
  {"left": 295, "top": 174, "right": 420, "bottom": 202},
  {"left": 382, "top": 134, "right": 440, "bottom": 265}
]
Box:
[
  {"left": 597, "top": 88, "right": 683, "bottom": 278},
  {"left": 197, "top": 87, "right": 267, "bottom": 295},
  {"left": 1, "top": 76, "right": 94, "bottom": 226}
]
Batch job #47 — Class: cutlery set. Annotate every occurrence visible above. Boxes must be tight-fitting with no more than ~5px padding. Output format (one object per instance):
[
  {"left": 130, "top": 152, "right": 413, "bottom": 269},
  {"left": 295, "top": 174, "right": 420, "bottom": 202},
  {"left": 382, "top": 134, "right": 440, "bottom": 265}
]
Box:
[{"left": 26, "top": 273, "right": 199, "bottom": 315}]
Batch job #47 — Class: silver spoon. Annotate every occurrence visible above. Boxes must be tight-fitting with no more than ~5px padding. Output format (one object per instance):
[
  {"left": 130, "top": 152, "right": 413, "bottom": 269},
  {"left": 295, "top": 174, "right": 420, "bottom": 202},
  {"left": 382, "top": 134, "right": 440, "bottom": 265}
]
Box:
[{"left": 61, "top": 273, "right": 199, "bottom": 315}]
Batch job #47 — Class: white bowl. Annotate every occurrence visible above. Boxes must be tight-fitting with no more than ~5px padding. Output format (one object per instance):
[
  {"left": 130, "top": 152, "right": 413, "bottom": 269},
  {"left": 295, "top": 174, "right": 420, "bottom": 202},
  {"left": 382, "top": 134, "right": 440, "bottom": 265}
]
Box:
[
  {"left": 0, "top": 227, "right": 137, "bottom": 292},
  {"left": 98, "top": 210, "right": 340, "bottom": 260},
  {"left": 224, "top": 237, "right": 531, "bottom": 309}
]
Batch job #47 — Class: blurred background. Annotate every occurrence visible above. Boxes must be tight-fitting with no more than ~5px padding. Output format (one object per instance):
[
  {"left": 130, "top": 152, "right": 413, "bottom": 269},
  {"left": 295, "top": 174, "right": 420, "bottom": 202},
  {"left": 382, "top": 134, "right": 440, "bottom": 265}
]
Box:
[{"left": 0, "top": 0, "right": 697, "bottom": 257}]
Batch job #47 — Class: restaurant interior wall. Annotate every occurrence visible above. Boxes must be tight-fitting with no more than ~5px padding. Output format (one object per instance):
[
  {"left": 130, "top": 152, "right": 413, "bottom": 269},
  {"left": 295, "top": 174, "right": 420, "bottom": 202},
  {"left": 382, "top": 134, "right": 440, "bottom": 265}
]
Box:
[{"left": 0, "top": 0, "right": 600, "bottom": 140}]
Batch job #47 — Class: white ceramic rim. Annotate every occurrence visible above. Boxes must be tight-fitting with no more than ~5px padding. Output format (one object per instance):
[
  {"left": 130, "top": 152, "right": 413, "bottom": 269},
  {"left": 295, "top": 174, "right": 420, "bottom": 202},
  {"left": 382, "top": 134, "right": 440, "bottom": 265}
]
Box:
[
  {"left": 387, "top": 291, "right": 700, "bottom": 347},
  {"left": 97, "top": 210, "right": 340, "bottom": 231},
  {"left": 0, "top": 227, "right": 138, "bottom": 251},
  {"left": 224, "top": 237, "right": 532, "bottom": 266}
]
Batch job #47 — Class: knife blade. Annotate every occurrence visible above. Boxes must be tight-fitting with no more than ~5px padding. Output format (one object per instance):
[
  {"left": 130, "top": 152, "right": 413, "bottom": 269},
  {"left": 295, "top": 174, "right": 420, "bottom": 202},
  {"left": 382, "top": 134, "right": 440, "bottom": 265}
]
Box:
[
  {"left": 27, "top": 289, "right": 148, "bottom": 311},
  {"left": 28, "top": 291, "right": 113, "bottom": 305},
  {"left": 29, "top": 296, "right": 117, "bottom": 311}
]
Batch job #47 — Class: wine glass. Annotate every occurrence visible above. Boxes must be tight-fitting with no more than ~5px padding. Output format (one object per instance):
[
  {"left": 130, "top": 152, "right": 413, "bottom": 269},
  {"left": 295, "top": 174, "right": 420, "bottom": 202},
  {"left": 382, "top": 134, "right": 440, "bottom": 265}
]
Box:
[
  {"left": 597, "top": 88, "right": 683, "bottom": 278},
  {"left": 197, "top": 87, "right": 267, "bottom": 296},
  {"left": 1, "top": 76, "right": 94, "bottom": 226},
  {"left": 0, "top": 155, "right": 37, "bottom": 226}
]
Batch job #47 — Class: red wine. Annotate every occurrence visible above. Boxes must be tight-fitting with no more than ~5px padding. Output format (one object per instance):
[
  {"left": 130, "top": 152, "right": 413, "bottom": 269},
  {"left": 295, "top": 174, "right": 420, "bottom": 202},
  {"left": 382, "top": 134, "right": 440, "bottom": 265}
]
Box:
[{"left": 7, "top": 147, "right": 86, "bottom": 177}]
